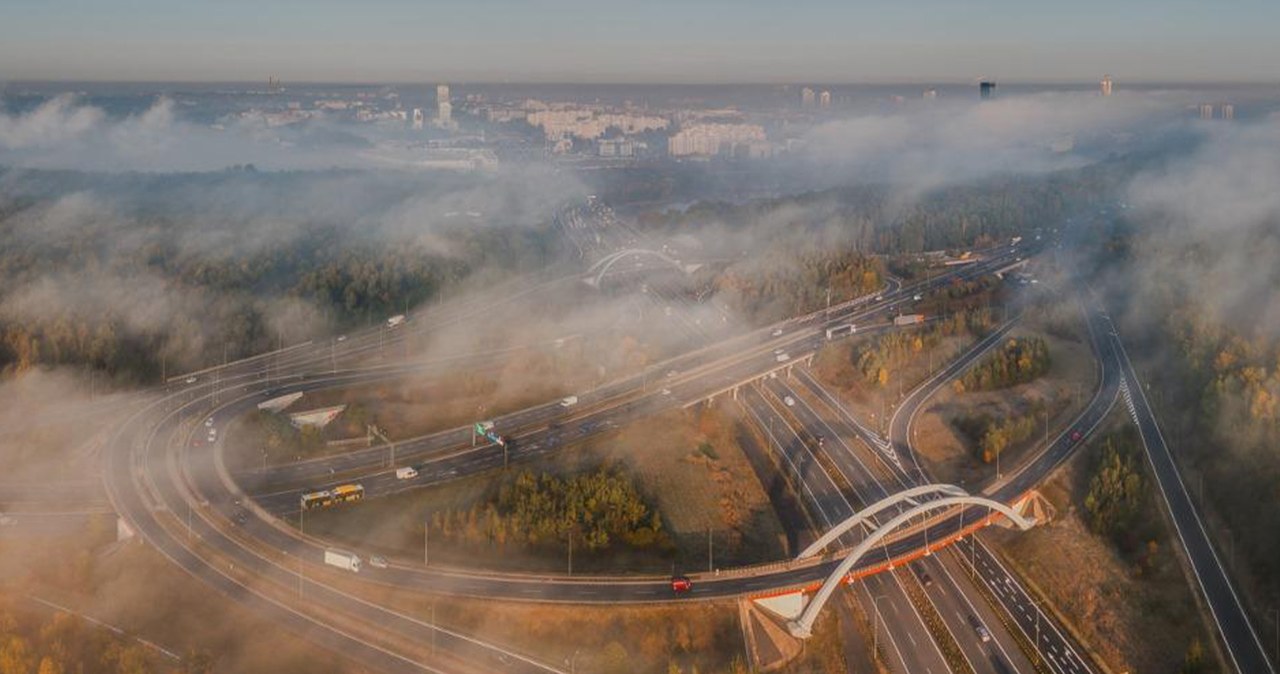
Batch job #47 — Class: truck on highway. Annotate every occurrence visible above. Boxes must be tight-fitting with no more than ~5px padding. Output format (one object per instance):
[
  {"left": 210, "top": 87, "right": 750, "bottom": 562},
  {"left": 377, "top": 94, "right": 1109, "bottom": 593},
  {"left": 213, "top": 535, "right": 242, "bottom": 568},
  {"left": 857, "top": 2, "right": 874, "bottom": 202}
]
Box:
[
  {"left": 395, "top": 466, "right": 418, "bottom": 480},
  {"left": 386, "top": 314, "right": 406, "bottom": 328},
  {"left": 324, "top": 549, "right": 362, "bottom": 573},
  {"left": 825, "top": 324, "right": 856, "bottom": 340},
  {"left": 893, "top": 314, "right": 925, "bottom": 326},
  {"left": 559, "top": 395, "right": 579, "bottom": 408}
]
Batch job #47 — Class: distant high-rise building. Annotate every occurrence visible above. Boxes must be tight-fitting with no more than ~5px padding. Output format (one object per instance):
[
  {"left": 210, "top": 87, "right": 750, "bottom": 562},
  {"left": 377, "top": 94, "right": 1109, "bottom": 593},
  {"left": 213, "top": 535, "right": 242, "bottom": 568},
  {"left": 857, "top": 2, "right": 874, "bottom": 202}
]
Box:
[
  {"left": 818, "top": 90, "right": 831, "bottom": 108},
  {"left": 922, "top": 89, "right": 938, "bottom": 100},
  {"left": 436, "top": 84, "right": 455, "bottom": 129},
  {"left": 1199, "top": 103, "right": 1214, "bottom": 120},
  {"left": 801, "top": 87, "right": 816, "bottom": 107},
  {"left": 1221, "top": 103, "right": 1235, "bottom": 120},
  {"left": 1100, "top": 74, "right": 1113, "bottom": 97},
  {"left": 411, "top": 108, "right": 424, "bottom": 130},
  {"left": 979, "top": 81, "right": 996, "bottom": 100}
]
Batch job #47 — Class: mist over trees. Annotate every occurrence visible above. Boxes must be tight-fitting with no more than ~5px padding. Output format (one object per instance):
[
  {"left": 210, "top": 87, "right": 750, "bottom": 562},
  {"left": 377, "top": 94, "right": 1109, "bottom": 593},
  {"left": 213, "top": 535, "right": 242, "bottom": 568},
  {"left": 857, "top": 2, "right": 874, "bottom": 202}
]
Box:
[{"left": 0, "top": 167, "right": 568, "bottom": 382}]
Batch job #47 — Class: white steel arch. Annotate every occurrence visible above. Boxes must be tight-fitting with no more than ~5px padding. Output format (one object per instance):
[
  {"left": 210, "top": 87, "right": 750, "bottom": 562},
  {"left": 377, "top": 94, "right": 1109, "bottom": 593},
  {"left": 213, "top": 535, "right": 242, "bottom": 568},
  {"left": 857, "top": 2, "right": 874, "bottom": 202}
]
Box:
[
  {"left": 586, "top": 248, "right": 698, "bottom": 286},
  {"left": 796, "top": 483, "right": 968, "bottom": 560},
  {"left": 787, "top": 495, "right": 1035, "bottom": 638}
]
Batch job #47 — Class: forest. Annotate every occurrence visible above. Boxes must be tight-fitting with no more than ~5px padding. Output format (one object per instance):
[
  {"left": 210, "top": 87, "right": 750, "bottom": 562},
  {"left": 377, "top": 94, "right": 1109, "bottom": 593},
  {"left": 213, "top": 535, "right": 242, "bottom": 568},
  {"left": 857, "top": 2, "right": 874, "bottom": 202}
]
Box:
[
  {"left": 0, "top": 600, "right": 210, "bottom": 674},
  {"left": 0, "top": 167, "right": 562, "bottom": 383},
  {"left": 957, "top": 336, "right": 1051, "bottom": 392},
  {"left": 710, "top": 246, "right": 883, "bottom": 325},
  {"left": 429, "top": 467, "right": 669, "bottom": 553},
  {"left": 635, "top": 164, "right": 1122, "bottom": 256},
  {"left": 953, "top": 403, "right": 1046, "bottom": 464}
]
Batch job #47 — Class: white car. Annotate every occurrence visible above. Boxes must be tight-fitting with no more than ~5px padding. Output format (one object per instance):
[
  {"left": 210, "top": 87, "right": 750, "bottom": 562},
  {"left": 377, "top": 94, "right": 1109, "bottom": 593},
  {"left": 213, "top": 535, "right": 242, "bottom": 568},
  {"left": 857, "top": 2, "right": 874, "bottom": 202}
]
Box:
[
  {"left": 205, "top": 418, "right": 214, "bottom": 427},
  {"left": 185, "top": 376, "right": 198, "bottom": 384},
  {"left": 771, "top": 328, "right": 783, "bottom": 337},
  {"left": 369, "top": 555, "right": 389, "bottom": 569},
  {"left": 660, "top": 388, "right": 672, "bottom": 396},
  {"left": 336, "top": 335, "right": 348, "bottom": 342},
  {"left": 784, "top": 396, "right": 796, "bottom": 407}
]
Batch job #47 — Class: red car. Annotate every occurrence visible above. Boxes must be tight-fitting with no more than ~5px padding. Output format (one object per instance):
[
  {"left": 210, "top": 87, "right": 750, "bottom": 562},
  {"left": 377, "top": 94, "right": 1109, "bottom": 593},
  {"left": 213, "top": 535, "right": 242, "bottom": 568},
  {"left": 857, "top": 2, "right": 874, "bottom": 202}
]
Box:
[
  {"left": 671, "top": 576, "right": 693, "bottom": 593},
  {"left": 1070, "top": 430, "right": 1084, "bottom": 443}
]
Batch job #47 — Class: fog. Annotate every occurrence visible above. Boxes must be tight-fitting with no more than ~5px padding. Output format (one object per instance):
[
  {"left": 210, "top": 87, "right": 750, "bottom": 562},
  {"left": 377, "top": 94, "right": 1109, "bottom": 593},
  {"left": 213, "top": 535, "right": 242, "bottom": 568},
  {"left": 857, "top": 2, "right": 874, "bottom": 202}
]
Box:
[
  {"left": 795, "top": 89, "right": 1204, "bottom": 199},
  {"left": 1125, "top": 114, "right": 1280, "bottom": 335}
]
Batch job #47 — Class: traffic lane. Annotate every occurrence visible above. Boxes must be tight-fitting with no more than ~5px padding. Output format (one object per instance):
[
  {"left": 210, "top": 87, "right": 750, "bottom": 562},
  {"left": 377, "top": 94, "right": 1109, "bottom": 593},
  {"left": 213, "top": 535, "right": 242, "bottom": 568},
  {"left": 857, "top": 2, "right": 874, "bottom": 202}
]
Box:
[
  {"left": 1111, "top": 328, "right": 1274, "bottom": 674},
  {"left": 860, "top": 571, "right": 954, "bottom": 674},
  {"left": 958, "top": 538, "right": 1090, "bottom": 674},
  {"left": 775, "top": 371, "right": 1029, "bottom": 674},
  {"left": 923, "top": 552, "right": 1038, "bottom": 674},
  {"left": 170, "top": 406, "right": 563, "bottom": 673},
  {"left": 104, "top": 407, "right": 446, "bottom": 674},
  {"left": 241, "top": 252, "right": 1005, "bottom": 490}
]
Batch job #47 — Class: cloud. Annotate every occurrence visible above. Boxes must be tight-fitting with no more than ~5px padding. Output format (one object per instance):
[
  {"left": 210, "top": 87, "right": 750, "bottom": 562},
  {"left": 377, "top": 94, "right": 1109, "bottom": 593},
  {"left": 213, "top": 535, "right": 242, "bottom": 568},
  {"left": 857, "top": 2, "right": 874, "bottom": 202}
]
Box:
[
  {"left": 798, "top": 89, "right": 1191, "bottom": 193},
  {"left": 1124, "top": 116, "right": 1280, "bottom": 335},
  {"left": 0, "top": 94, "right": 390, "bottom": 172}
]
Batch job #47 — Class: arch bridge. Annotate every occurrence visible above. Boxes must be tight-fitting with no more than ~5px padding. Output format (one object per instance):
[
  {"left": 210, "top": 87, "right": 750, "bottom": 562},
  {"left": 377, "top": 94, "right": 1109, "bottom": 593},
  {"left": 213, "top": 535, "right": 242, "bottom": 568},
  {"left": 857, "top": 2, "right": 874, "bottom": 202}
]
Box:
[
  {"left": 787, "top": 484, "right": 1036, "bottom": 638},
  {"left": 584, "top": 248, "right": 702, "bottom": 287}
]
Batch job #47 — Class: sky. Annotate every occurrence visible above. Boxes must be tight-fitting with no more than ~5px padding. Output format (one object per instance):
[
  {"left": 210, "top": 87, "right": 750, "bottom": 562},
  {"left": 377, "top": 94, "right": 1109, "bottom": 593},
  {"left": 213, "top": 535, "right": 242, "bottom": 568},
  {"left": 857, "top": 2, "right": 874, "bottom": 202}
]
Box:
[{"left": 2, "top": 0, "right": 1279, "bottom": 83}]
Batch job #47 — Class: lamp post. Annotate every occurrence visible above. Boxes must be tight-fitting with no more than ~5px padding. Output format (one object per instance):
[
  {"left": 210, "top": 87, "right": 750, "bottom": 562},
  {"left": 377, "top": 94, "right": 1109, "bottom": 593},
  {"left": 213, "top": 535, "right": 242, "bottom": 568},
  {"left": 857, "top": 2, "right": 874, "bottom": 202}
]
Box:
[{"left": 872, "top": 594, "right": 890, "bottom": 661}]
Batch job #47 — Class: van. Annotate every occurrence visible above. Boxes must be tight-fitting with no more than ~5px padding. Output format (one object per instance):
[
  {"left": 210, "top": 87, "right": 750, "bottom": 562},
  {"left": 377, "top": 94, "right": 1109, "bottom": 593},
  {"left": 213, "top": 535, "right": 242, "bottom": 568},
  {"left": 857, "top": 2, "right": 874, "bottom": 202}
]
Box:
[{"left": 395, "top": 467, "right": 418, "bottom": 480}]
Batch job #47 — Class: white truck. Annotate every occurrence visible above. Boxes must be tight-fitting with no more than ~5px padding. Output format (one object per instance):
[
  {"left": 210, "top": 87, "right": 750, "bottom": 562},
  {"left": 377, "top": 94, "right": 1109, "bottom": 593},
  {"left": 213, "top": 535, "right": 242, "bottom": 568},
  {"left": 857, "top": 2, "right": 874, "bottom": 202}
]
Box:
[
  {"left": 324, "top": 549, "right": 362, "bottom": 573},
  {"left": 395, "top": 466, "right": 418, "bottom": 480},
  {"left": 386, "top": 314, "right": 406, "bottom": 328},
  {"left": 559, "top": 395, "right": 579, "bottom": 408}
]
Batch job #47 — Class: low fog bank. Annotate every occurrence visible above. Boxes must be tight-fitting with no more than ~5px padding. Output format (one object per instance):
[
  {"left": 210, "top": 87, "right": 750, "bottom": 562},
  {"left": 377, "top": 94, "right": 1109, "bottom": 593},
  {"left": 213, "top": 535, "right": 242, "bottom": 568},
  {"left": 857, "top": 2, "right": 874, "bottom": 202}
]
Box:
[
  {"left": 0, "top": 162, "right": 587, "bottom": 380},
  {"left": 0, "top": 368, "right": 136, "bottom": 481}
]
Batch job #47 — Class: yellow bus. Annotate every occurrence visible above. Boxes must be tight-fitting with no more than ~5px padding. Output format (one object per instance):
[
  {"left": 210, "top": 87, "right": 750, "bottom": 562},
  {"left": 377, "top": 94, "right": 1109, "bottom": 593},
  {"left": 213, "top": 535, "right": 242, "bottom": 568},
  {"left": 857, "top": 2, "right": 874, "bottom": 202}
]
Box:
[{"left": 330, "top": 484, "right": 365, "bottom": 505}]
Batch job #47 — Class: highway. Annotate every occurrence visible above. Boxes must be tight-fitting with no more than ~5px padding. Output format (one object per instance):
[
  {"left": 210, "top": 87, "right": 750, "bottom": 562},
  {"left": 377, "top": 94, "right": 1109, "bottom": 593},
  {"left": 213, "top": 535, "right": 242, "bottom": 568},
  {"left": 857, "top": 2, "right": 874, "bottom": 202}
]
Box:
[
  {"left": 870, "top": 292, "right": 1117, "bottom": 674},
  {"left": 99, "top": 201, "right": 1057, "bottom": 674},
  {"left": 759, "top": 369, "right": 1038, "bottom": 674},
  {"left": 1104, "top": 310, "right": 1276, "bottom": 674}
]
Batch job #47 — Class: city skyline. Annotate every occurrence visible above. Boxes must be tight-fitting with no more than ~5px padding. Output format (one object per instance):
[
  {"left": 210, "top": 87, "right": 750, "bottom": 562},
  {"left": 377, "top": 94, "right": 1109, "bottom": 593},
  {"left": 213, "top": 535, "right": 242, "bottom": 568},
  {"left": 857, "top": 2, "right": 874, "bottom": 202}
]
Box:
[{"left": 3, "top": 0, "right": 1280, "bottom": 83}]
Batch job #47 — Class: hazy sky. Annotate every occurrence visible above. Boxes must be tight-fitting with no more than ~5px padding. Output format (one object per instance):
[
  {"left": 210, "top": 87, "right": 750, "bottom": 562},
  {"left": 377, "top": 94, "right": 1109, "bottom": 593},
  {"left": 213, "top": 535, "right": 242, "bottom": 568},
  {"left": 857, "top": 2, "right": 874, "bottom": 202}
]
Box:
[{"left": 3, "top": 0, "right": 1279, "bottom": 83}]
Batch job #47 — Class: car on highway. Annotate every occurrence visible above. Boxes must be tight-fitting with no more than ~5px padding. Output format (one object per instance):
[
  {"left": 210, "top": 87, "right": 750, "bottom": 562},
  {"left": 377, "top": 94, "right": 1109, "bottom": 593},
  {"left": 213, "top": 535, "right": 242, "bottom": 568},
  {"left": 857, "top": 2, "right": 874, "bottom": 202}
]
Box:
[
  {"left": 913, "top": 564, "right": 933, "bottom": 587},
  {"left": 660, "top": 388, "right": 671, "bottom": 396},
  {"left": 1070, "top": 429, "right": 1084, "bottom": 443},
  {"left": 336, "top": 335, "right": 347, "bottom": 342},
  {"left": 968, "top": 614, "right": 991, "bottom": 642},
  {"left": 771, "top": 328, "right": 783, "bottom": 337},
  {"left": 369, "top": 555, "right": 389, "bottom": 569},
  {"left": 784, "top": 396, "right": 796, "bottom": 407},
  {"left": 205, "top": 418, "right": 214, "bottom": 427},
  {"left": 671, "top": 576, "right": 693, "bottom": 593},
  {"left": 184, "top": 376, "right": 198, "bottom": 384}
]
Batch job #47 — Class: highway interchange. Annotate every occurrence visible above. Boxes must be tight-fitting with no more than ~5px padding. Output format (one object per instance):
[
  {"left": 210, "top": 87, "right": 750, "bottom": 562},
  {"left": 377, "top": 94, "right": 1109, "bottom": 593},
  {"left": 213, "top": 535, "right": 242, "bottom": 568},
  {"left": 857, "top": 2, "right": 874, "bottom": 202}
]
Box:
[{"left": 85, "top": 201, "right": 1274, "bottom": 674}]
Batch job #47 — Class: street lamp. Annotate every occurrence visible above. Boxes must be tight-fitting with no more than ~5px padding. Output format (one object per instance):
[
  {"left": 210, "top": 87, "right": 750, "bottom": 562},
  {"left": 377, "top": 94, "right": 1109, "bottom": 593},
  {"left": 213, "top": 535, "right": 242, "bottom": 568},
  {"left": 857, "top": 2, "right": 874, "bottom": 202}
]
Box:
[
  {"left": 872, "top": 594, "right": 891, "bottom": 661},
  {"left": 1028, "top": 596, "right": 1045, "bottom": 664}
]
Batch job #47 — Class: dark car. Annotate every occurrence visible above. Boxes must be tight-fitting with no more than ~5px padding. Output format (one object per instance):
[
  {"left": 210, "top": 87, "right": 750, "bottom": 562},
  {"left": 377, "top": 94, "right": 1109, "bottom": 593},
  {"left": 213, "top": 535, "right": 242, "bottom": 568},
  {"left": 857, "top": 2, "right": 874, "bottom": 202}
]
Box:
[{"left": 913, "top": 564, "right": 933, "bottom": 587}]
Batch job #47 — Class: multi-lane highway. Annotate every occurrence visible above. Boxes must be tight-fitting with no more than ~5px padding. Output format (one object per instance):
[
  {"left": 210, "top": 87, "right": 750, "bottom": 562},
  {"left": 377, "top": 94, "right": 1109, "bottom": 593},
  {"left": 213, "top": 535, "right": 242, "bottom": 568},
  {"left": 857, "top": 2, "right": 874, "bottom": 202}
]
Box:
[{"left": 99, "top": 202, "right": 1195, "bottom": 674}]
